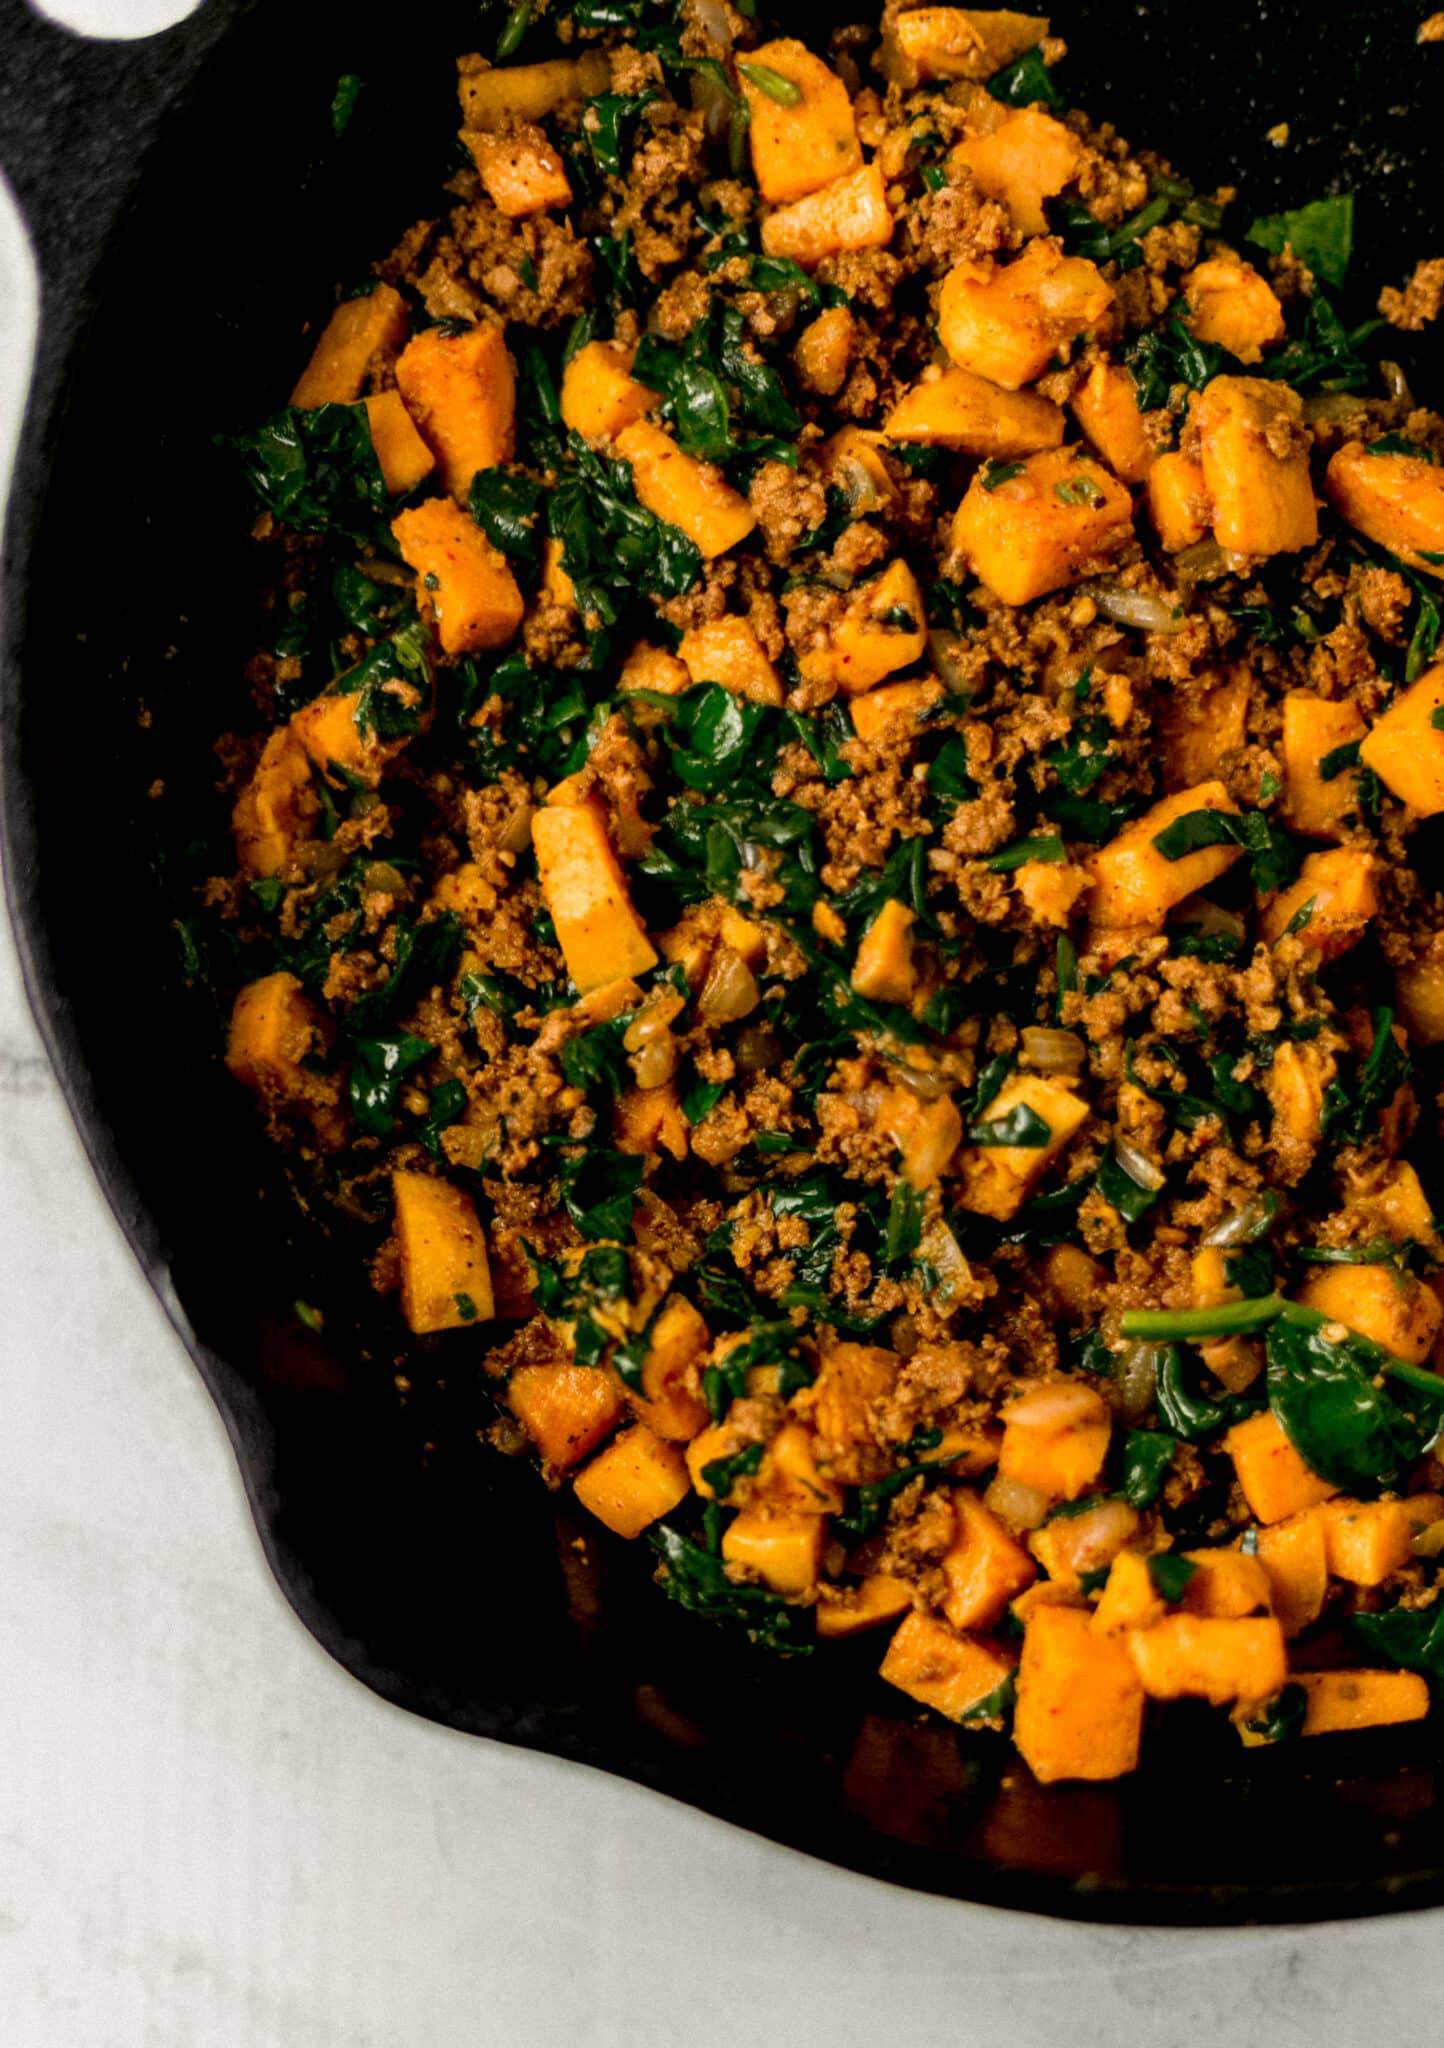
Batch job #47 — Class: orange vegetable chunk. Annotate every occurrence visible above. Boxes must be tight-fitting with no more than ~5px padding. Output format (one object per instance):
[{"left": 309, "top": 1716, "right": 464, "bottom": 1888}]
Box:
[
  {"left": 999, "top": 1381, "right": 1111, "bottom": 1501},
  {"left": 950, "top": 108, "right": 1081, "bottom": 235},
  {"left": 938, "top": 241, "right": 1112, "bottom": 391},
  {"left": 816, "top": 1574, "right": 914, "bottom": 1639},
  {"left": 573, "top": 1424, "right": 689, "bottom": 1538},
  {"left": 466, "top": 122, "right": 572, "bottom": 217},
  {"left": 1325, "top": 440, "right": 1444, "bottom": 576},
  {"left": 1280, "top": 691, "right": 1368, "bottom": 838},
  {"left": 1225, "top": 1410, "right": 1338, "bottom": 1524},
  {"left": 955, "top": 1074, "right": 1089, "bottom": 1220},
  {"left": 1295, "top": 1669, "right": 1430, "bottom": 1735},
  {"left": 886, "top": 364, "right": 1064, "bottom": 458},
  {"left": 1015, "top": 1603, "right": 1144, "bottom": 1783},
  {"left": 1318, "top": 1499, "right": 1416, "bottom": 1586},
  {"left": 394, "top": 322, "right": 516, "bottom": 498},
  {"left": 1260, "top": 847, "right": 1379, "bottom": 957},
  {"left": 363, "top": 391, "right": 436, "bottom": 496},
  {"left": 952, "top": 445, "right": 1132, "bottom": 605},
  {"left": 1193, "top": 375, "right": 1318, "bottom": 556},
  {"left": 392, "top": 1169, "right": 494, "bottom": 1333},
  {"left": 741, "top": 39, "right": 862, "bottom": 203},
  {"left": 508, "top": 1360, "right": 625, "bottom": 1473},
  {"left": 1127, "top": 1614, "right": 1287, "bottom": 1705},
  {"left": 1147, "top": 450, "right": 1210, "bottom": 552},
  {"left": 941, "top": 1491, "right": 1037, "bottom": 1629},
  {"left": 678, "top": 616, "right": 784, "bottom": 705},
  {"left": 291, "top": 284, "right": 410, "bottom": 406},
  {"left": 560, "top": 340, "right": 659, "bottom": 445},
  {"left": 532, "top": 794, "right": 658, "bottom": 994},
  {"left": 614, "top": 419, "right": 756, "bottom": 558},
  {"left": 1184, "top": 258, "right": 1285, "bottom": 362},
  {"left": 392, "top": 497, "right": 524, "bottom": 656},
  {"left": 880, "top": 1611, "right": 1016, "bottom": 1721},
  {"left": 1256, "top": 1512, "right": 1329, "bottom": 1635},
  {"left": 1359, "top": 662, "right": 1444, "bottom": 817},
  {"left": 722, "top": 1512, "right": 825, "bottom": 1594},
  {"left": 232, "top": 727, "right": 314, "bottom": 878},
  {"left": 760, "top": 162, "right": 894, "bottom": 268},
  {"left": 1070, "top": 359, "right": 1156, "bottom": 483}
]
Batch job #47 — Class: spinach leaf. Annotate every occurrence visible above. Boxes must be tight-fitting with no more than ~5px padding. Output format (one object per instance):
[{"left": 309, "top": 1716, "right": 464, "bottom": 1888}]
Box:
[
  {"left": 418, "top": 1077, "right": 468, "bottom": 1160},
  {"left": 883, "top": 1179, "right": 925, "bottom": 1269},
  {"left": 331, "top": 73, "right": 363, "bottom": 136},
  {"left": 1237, "top": 1684, "right": 1308, "bottom": 1744},
  {"left": 679, "top": 1065, "right": 725, "bottom": 1125},
  {"left": 1156, "top": 1345, "right": 1262, "bottom": 1442},
  {"left": 1147, "top": 1553, "right": 1198, "bottom": 1603},
  {"left": 701, "top": 1441, "right": 764, "bottom": 1500},
  {"left": 1116, "top": 1428, "right": 1178, "bottom": 1509},
  {"left": 1266, "top": 1303, "right": 1444, "bottom": 1494},
  {"left": 1352, "top": 1602, "right": 1444, "bottom": 1687},
  {"left": 468, "top": 467, "right": 546, "bottom": 579},
  {"left": 1254, "top": 290, "right": 1380, "bottom": 394},
  {"left": 1123, "top": 316, "right": 1230, "bottom": 412},
  {"left": 1320, "top": 1006, "right": 1411, "bottom": 1148},
  {"left": 559, "top": 1147, "right": 646, "bottom": 1241},
  {"left": 1246, "top": 194, "right": 1353, "bottom": 289},
  {"left": 986, "top": 834, "right": 1066, "bottom": 873},
  {"left": 701, "top": 1321, "right": 810, "bottom": 1418},
  {"left": 559, "top": 1013, "right": 634, "bottom": 1100},
  {"left": 229, "top": 404, "right": 388, "bottom": 536},
  {"left": 651, "top": 1523, "right": 813, "bottom": 1652},
  {"left": 582, "top": 90, "right": 656, "bottom": 177},
  {"left": 966, "top": 1102, "right": 1051, "bottom": 1147},
  {"left": 528, "top": 1242, "right": 633, "bottom": 1368},
  {"left": 1096, "top": 1145, "right": 1164, "bottom": 1225},
  {"left": 656, "top": 684, "right": 776, "bottom": 795},
  {"left": 349, "top": 1031, "right": 433, "bottom": 1138},
  {"left": 1150, "top": 805, "right": 1300, "bottom": 895},
  {"left": 549, "top": 431, "right": 702, "bottom": 613},
  {"left": 348, "top": 912, "right": 463, "bottom": 1034},
  {"left": 987, "top": 47, "right": 1061, "bottom": 110}
]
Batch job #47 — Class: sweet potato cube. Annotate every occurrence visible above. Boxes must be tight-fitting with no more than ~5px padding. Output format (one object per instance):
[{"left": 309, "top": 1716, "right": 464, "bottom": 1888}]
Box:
[
  {"left": 232, "top": 727, "right": 315, "bottom": 877},
  {"left": 1225, "top": 1409, "right": 1338, "bottom": 1525},
  {"left": 1158, "top": 668, "right": 1249, "bottom": 790},
  {"left": 760, "top": 161, "right": 894, "bottom": 268},
  {"left": 509, "top": 1360, "right": 624, "bottom": 1473},
  {"left": 291, "top": 690, "right": 382, "bottom": 785},
  {"left": 678, "top": 615, "right": 783, "bottom": 705},
  {"left": 793, "top": 305, "right": 857, "bottom": 397},
  {"left": 626, "top": 1295, "right": 709, "bottom": 1441},
  {"left": 1128, "top": 1614, "right": 1286, "bottom": 1705},
  {"left": 1377, "top": 1162, "right": 1437, "bottom": 1244},
  {"left": 1280, "top": 691, "right": 1367, "bottom": 838},
  {"left": 1014, "top": 1603, "right": 1144, "bottom": 1783},
  {"left": 802, "top": 1340, "right": 897, "bottom": 1477},
  {"left": 880, "top": 7, "right": 1049, "bottom": 87},
  {"left": 880, "top": 1611, "right": 1016, "bottom": 1721},
  {"left": 885, "top": 365, "right": 1064, "bottom": 458},
  {"left": 1147, "top": 450, "right": 1210, "bottom": 552},
  {"left": 999, "top": 1381, "right": 1111, "bottom": 1501},
  {"left": 457, "top": 51, "right": 610, "bottom": 130},
  {"left": 955, "top": 1073, "right": 1089, "bottom": 1220},
  {"left": 615, "top": 418, "right": 755, "bottom": 558},
  {"left": 801, "top": 558, "right": 930, "bottom": 692},
  {"left": 392, "top": 1169, "right": 494, "bottom": 1333},
  {"left": 1266, "top": 1038, "right": 1333, "bottom": 1152},
  {"left": 1180, "top": 1548, "right": 1272, "bottom": 1619},
  {"left": 1318, "top": 1498, "right": 1416, "bottom": 1587},
  {"left": 950, "top": 107, "right": 1081, "bottom": 235},
  {"left": 560, "top": 340, "right": 659, "bottom": 445},
  {"left": 394, "top": 322, "right": 516, "bottom": 499},
  {"left": 363, "top": 390, "right": 436, "bottom": 496},
  {"left": 1091, "top": 1551, "right": 1165, "bottom": 1636},
  {"left": 1359, "top": 662, "right": 1444, "bottom": 817},
  {"left": 392, "top": 497, "right": 523, "bottom": 656},
  {"left": 291, "top": 284, "right": 410, "bottom": 406},
  {"left": 614, "top": 1081, "right": 689, "bottom": 1162},
  {"left": 849, "top": 676, "right": 945, "bottom": 742},
  {"left": 722, "top": 1511, "right": 825, "bottom": 1594},
  {"left": 1193, "top": 375, "right": 1318, "bottom": 556},
  {"left": 1297, "top": 1256, "right": 1441, "bottom": 1365},
  {"left": 1069, "top": 360, "right": 1155, "bottom": 484},
  {"left": 851, "top": 898, "right": 917, "bottom": 1004},
  {"left": 1296, "top": 1668, "right": 1430, "bottom": 1735},
  {"left": 226, "top": 972, "right": 324, "bottom": 1098},
  {"left": 952, "top": 446, "right": 1132, "bottom": 605},
  {"left": 1397, "top": 938, "right": 1444, "bottom": 1047},
  {"left": 1260, "top": 846, "right": 1378, "bottom": 957},
  {"left": 532, "top": 795, "right": 658, "bottom": 993},
  {"left": 939, "top": 242, "right": 1112, "bottom": 391},
  {"left": 1184, "top": 258, "right": 1285, "bottom": 363},
  {"left": 816, "top": 1574, "right": 914, "bottom": 1639},
  {"left": 1325, "top": 440, "right": 1444, "bottom": 576},
  {"left": 1085, "top": 780, "right": 1242, "bottom": 929},
  {"left": 465, "top": 122, "right": 572, "bottom": 217},
  {"left": 741, "top": 38, "right": 862, "bottom": 203},
  {"left": 573, "top": 1424, "right": 689, "bottom": 1538},
  {"left": 758, "top": 1422, "right": 845, "bottom": 1516},
  {"left": 620, "top": 640, "right": 690, "bottom": 697},
  {"left": 1256, "top": 1512, "right": 1329, "bottom": 1635},
  {"left": 941, "top": 1491, "right": 1037, "bottom": 1630}
]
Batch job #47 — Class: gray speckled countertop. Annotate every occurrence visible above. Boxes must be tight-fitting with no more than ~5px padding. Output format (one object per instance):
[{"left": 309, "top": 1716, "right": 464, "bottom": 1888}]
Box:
[{"left": 5, "top": 6, "right": 1444, "bottom": 2039}]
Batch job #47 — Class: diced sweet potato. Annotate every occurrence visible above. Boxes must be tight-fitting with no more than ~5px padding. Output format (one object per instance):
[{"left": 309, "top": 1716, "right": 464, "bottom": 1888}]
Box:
[
  {"left": 816, "top": 1574, "right": 915, "bottom": 1639},
  {"left": 232, "top": 727, "right": 315, "bottom": 877},
  {"left": 226, "top": 972, "right": 325, "bottom": 1098},
  {"left": 741, "top": 39, "right": 862, "bottom": 203},
  {"left": 879, "top": 7, "right": 1049, "bottom": 87},
  {"left": 757, "top": 1421, "right": 845, "bottom": 1516},
  {"left": 1397, "top": 937, "right": 1444, "bottom": 1047},
  {"left": 394, "top": 322, "right": 516, "bottom": 498},
  {"left": 1147, "top": 450, "right": 1210, "bottom": 552},
  {"left": 939, "top": 241, "right": 1113, "bottom": 391},
  {"left": 1318, "top": 1498, "right": 1416, "bottom": 1587},
  {"left": 953, "top": 446, "right": 1132, "bottom": 605},
  {"left": 457, "top": 50, "right": 610, "bottom": 130},
  {"left": 722, "top": 1511, "right": 825, "bottom": 1594},
  {"left": 851, "top": 898, "right": 916, "bottom": 1003},
  {"left": 1256, "top": 1512, "right": 1329, "bottom": 1635},
  {"left": 1376, "top": 1162, "right": 1436, "bottom": 1244},
  {"left": 290, "top": 284, "right": 410, "bottom": 407},
  {"left": 1014, "top": 1602, "right": 1144, "bottom": 1783},
  {"left": 1297, "top": 1263, "right": 1441, "bottom": 1366},
  {"left": 1180, "top": 1548, "right": 1272, "bottom": 1619},
  {"left": 1188, "top": 1245, "right": 1258, "bottom": 1393},
  {"left": 392, "top": 497, "right": 524, "bottom": 656},
  {"left": 1280, "top": 691, "right": 1367, "bottom": 838},
  {"left": 950, "top": 108, "right": 1081, "bottom": 235},
  {"left": 630, "top": 1295, "right": 710, "bottom": 1441},
  {"left": 1085, "top": 780, "right": 1241, "bottom": 929},
  {"left": 800, "top": 1340, "right": 897, "bottom": 1480},
  {"left": 941, "top": 1491, "right": 1037, "bottom": 1629},
  {"left": 1091, "top": 1550, "right": 1165, "bottom": 1635},
  {"left": 955, "top": 1073, "right": 1089, "bottom": 1220},
  {"left": 392, "top": 1169, "right": 494, "bottom": 1333},
  {"left": 760, "top": 161, "right": 895, "bottom": 268},
  {"left": 613, "top": 1081, "right": 689, "bottom": 1162},
  {"left": 1193, "top": 375, "right": 1318, "bottom": 556},
  {"left": 1013, "top": 856, "right": 1088, "bottom": 928},
  {"left": 677, "top": 615, "right": 784, "bottom": 705},
  {"left": 999, "top": 1380, "right": 1111, "bottom": 1501},
  {"left": 885, "top": 365, "right": 1064, "bottom": 457},
  {"left": 532, "top": 794, "right": 658, "bottom": 994},
  {"left": 880, "top": 1611, "right": 1016, "bottom": 1721},
  {"left": 560, "top": 339, "right": 659, "bottom": 445},
  {"left": 464, "top": 122, "right": 572, "bottom": 217},
  {"left": 363, "top": 390, "right": 435, "bottom": 495},
  {"left": 1260, "top": 846, "right": 1379, "bottom": 957},
  {"left": 1266, "top": 1038, "right": 1334, "bottom": 1153},
  {"left": 1128, "top": 1614, "right": 1287, "bottom": 1705},
  {"left": 1225, "top": 1409, "right": 1338, "bottom": 1525},
  {"left": 1359, "top": 662, "right": 1444, "bottom": 816},
  {"left": 1184, "top": 258, "right": 1285, "bottom": 363},
  {"left": 508, "top": 1359, "right": 625, "bottom": 1473},
  {"left": 1069, "top": 360, "right": 1155, "bottom": 484},
  {"left": 1295, "top": 1668, "right": 1430, "bottom": 1735},
  {"left": 619, "top": 640, "right": 691, "bottom": 697},
  {"left": 573, "top": 1424, "right": 689, "bottom": 1538},
  {"left": 800, "top": 558, "right": 930, "bottom": 692},
  {"left": 291, "top": 689, "right": 384, "bottom": 786},
  {"left": 614, "top": 418, "right": 756, "bottom": 558},
  {"left": 793, "top": 306, "right": 857, "bottom": 397},
  {"left": 1158, "top": 669, "right": 1249, "bottom": 789},
  {"left": 1324, "top": 440, "right": 1444, "bottom": 576},
  {"left": 849, "top": 676, "right": 945, "bottom": 741}
]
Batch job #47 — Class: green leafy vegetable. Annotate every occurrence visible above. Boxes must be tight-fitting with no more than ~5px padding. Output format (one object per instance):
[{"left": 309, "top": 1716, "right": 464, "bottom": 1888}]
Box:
[
  {"left": 331, "top": 74, "right": 363, "bottom": 136},
  {"left": 559, "top": 1147, "right": 646, "bottom": 1241},
  {"left": 1116, "top": 1429, "right": 1177, "bottom": 1509},
  {"left": 651, "top": 1523, "right": 812, "bottom": 1652},
  {"left": 1246, "top": 194, "right": 1353, "bottom": 289},
  {"left": 1266, "top": 1302, "right": 1444, "bottom": 1494},
  {"left": 966, "top": 1102, "right": 1051, "bottom": 1147},
  {"left": 1238, "top": 1684, "right": 1308, "bottom": 1744},
  {"left": 349, "top": 1032, "right": 433, "bottom": 1138},
  {"left": 1147, "top": 1553, "right": 1198, "bottom": 1603},
  {"left": 468, "top": 467, "right": 546, "bottom": 579},
  {"left": 987, "top": 47, "right": 1062, "bottom": 111},
  {"left": 229, "top": 404, "right": 388, "bottom": 537},
  {"left": 1150, "top": 805, "right": 1300, "bottom": 895},
  {"left": 738, "top": 60, "right": 802, "bottom": 104}
]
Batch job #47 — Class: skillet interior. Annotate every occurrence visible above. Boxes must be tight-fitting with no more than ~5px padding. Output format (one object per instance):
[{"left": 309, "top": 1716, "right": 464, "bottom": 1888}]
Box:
[{"left": 4, "top": 0, "right": 1444, "bottom": 1922}]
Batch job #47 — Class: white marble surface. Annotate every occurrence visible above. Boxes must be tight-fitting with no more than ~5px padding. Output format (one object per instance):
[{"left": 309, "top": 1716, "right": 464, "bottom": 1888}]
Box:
[{"left": 5, "top": 3, "right": 1444, "bottom": 2041}]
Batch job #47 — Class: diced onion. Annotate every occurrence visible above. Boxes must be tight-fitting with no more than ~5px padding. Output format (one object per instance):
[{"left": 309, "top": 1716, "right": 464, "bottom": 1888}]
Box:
[
  {"left": 1086, "top": 584, "right": 1186, "bottom": 634},
  {"left": 1117, "top": 1340, "right": 1164, "bottom": 1425},
  {"left": 688, "top": 68, "right": 734, "bottom": 143},
  {"left": 698, "top": 946, "right": 760, "bottom": 1024},
  {"left": 1112, "top": 1135, "right": 1165, "bottom": 1192},
  {"left": 1001, "top": 1380, "right": 1105, "bottom": 1431},
  {"left": 1302, "top": 390, "right": 1368, "bottom": 425},
  {"left": 984, "top": 1471, "right": 1051, "bottom": 1533},
  {"left": 1021, "top": 1026, "right": 1085, "bottom": 1073},
  {"left": 1202, "top": 1192, "right": 1279, "bottom": 1249},
  {"left": 927, "top": 628, "right": 972, "bottom": 694},
  {"left": 1171, "top": 538, "right": 1228, "bottom": 583},
  {"left": 631, "top": 1035, "right": 678, "bottom": 1090},
  {"left": 499, "top": 802, "right": 535, "bottom": 855},
  {"left": 735, "top": 1023, "right": 778, "bottom": 1073},
  {"left": 623, "top": 987, "right": 686, "bottom": 1050},
  {"left": 919, "top": 1219, "right": 971, "bottom": 1306},
  {"left": 1382, "top": 359, "right": 1414, "bottom": 406},
  {"left": 1040, "top": 1498, "right": 1139, "bottom": 1579},
  {"left": 687, "top": 0, "right": 733, "bottom": 53}
]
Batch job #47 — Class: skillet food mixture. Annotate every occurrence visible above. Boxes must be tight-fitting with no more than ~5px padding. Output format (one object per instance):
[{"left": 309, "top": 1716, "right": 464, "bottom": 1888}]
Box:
[{"left": 211, "top": 0, "right": 1444, "bottom": 1783}]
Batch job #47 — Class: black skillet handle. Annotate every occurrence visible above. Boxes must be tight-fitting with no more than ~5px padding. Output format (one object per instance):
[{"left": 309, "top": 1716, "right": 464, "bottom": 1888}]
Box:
[{"left": 0, "top": 0, "right": 236, "bottom": 318}]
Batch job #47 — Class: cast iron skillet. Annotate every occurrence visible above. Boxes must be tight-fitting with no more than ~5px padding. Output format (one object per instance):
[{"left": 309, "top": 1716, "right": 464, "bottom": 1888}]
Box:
[{"left": 4, "top": 0, "right": 1444, "bottom": 1925}]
